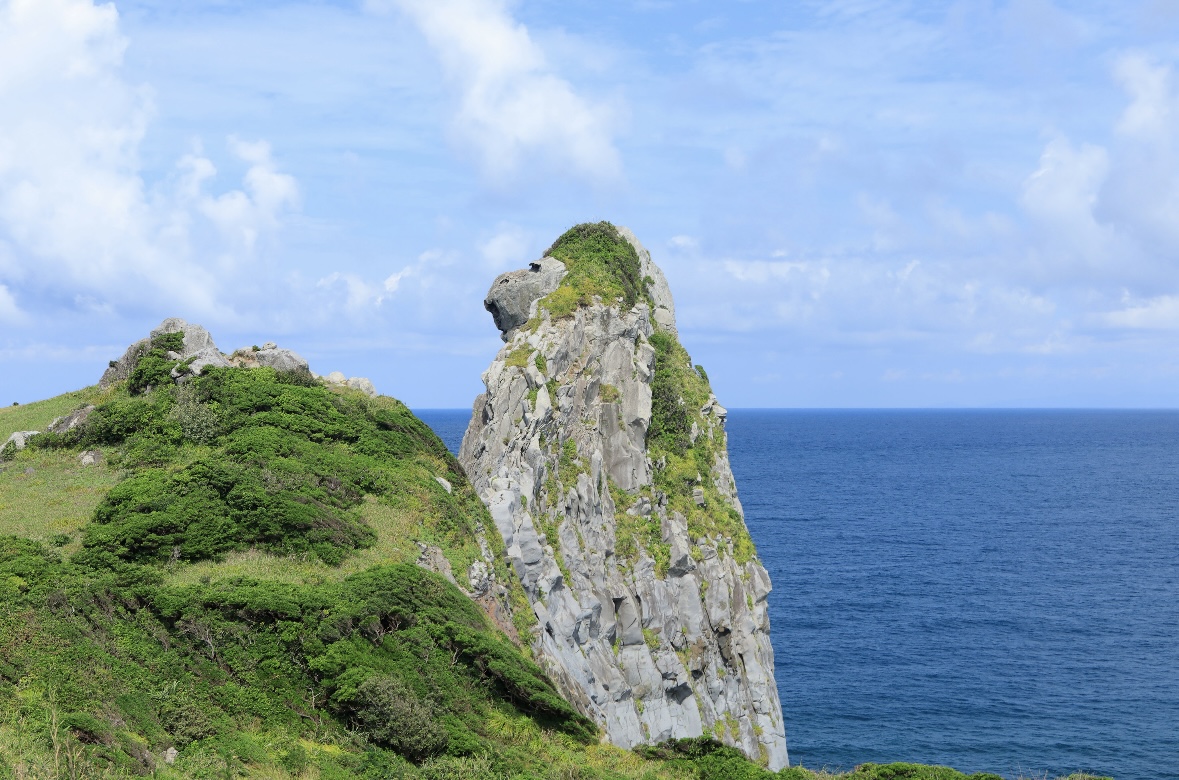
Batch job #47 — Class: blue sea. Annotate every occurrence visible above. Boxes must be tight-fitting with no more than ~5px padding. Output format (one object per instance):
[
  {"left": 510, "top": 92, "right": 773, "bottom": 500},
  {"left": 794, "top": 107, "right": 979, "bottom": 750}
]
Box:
[{"left": 416, "top": 409, "right": 1179, "bottom": 780}]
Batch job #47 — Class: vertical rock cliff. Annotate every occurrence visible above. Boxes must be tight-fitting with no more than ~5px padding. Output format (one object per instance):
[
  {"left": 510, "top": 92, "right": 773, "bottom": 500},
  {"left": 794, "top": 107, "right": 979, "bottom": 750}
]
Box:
[{"left": 459, "top": 223, "right": 788, "bottom": 770}]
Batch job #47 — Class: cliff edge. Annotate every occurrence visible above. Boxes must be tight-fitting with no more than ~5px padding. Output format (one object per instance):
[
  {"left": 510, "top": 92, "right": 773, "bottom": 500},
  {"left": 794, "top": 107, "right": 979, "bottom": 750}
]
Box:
[{"left": 459, "top": 222, "right": 789, "bottom": 769}]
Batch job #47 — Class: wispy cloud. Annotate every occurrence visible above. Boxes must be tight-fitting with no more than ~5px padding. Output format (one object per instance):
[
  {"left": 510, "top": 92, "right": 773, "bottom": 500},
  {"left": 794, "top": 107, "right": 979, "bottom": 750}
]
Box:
[{"left": 366, "top": 0, "right": 623, "bottom": 185}]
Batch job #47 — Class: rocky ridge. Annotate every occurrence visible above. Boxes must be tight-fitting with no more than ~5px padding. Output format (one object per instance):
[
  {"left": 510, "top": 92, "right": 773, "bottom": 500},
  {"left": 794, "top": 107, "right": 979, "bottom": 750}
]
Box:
[
  {"left": 459, "top": 224, "right": 789, "bottom": 769},
  {"left": 6, "top": 319, "right": 379, "bottom": 456}
]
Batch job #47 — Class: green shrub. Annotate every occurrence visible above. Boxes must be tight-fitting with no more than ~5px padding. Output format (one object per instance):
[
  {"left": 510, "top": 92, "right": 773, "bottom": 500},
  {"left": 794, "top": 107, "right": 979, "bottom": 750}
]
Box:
[
  {"left": 127, "top": 332, "right": 185, "bottom": 394},
  {"left": 348, "top": 675, "right": 449, "bottom": 760},
  {"left": 505, "top": 348, "right": 532, "bottom": 369},
  {"left": 647, "top": 331, "right": 691, "bottom": 455},
  {"left": 155, "top": 688, "right": 217, "bottom": 745},
  {"left": 167, "top": 382, "right": 221, "bottom": 444}
]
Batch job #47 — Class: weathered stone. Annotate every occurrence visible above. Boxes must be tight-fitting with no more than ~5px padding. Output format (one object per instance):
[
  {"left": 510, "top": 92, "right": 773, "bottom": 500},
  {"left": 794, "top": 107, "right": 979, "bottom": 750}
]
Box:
[
  {"left": 415, "top": 542, "right": 458, "bottom": 586},
  {"left": 48, "top": 405, "right": 94, "bottom": 435},
  {"left": 484, "top": 257, "right": 566, "bottom": 339},
  {"left": 346, "top": 377, "right": 378, "bottom": 397},
  {"left": 4, "top": 431, "right": 39, "bottom": 452},
  {"left": 316, "top": 371, "right": 378, "bottom": 397},
  {"left": 101, "top": 318, "right": 231, "bottom": 387},
  {"left": 228, "top": 344, "right": 309, "bottom": 374},
  {"left": 459, "top": 227, "right": 788, "bottom": 769},
  {"left": 79, "top": 450, "right": 101, "bottom": 466}
]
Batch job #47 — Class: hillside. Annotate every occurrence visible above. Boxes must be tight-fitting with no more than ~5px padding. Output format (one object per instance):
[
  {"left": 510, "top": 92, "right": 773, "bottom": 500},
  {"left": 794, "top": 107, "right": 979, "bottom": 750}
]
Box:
[{"left": 0, "top": 323, "right": 1108, "bottom": 780}]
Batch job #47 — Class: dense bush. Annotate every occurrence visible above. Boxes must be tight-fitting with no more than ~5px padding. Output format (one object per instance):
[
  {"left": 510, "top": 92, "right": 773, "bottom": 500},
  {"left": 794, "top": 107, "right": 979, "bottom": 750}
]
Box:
[
  {"left": 127, "top": 331, "right": 185, "bottom": 395},
  {"left": 347, "top": 675, "right": 449, "bottom": 759},
  {"left": 28, "top": 358, "right": 491, "bottom": 566},
  {"left": 647, "top": 330, "right": 692, "bottom": 455}
]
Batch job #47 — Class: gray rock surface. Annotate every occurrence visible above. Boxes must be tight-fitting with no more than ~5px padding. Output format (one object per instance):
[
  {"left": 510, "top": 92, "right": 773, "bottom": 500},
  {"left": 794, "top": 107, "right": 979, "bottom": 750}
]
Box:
[
  {"left": 485, "top": 257, "right": 567, "bottom": 339},
  {"left": 4, "top": 430, "right": 39, "bottom": 452},
  {"left": 100, "top": 318, "right": 230, "bottom": 387},
  {"left": 228, "top": 345, "right": 310, "bottom": 374},
  {"left": 459, "top": 228, "right": 788, "bottom": 769},
  {"left": 48, "top": 406, "right": 95, "bottom": 435},
  {"left": 316, "top": 371, "right": 379, "bottom": 397}
]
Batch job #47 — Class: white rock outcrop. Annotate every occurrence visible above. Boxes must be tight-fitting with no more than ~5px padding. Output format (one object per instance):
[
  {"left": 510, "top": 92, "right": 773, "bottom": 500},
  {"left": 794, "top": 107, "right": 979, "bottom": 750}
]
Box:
[{"left": 459, "top": 227, "right": 788, "bottom": 769}]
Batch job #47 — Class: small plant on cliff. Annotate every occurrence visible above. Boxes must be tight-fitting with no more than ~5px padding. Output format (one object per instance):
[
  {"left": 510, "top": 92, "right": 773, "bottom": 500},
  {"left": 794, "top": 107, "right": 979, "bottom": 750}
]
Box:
[{"left": 505, "top": 346, "right": 531, "bottom": 368}]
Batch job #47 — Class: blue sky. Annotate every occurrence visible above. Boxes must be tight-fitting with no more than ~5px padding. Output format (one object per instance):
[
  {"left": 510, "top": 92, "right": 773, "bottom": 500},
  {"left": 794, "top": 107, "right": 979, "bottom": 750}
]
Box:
[{"left": 2, "top": 0, "right": 1179, "bottom": 407}]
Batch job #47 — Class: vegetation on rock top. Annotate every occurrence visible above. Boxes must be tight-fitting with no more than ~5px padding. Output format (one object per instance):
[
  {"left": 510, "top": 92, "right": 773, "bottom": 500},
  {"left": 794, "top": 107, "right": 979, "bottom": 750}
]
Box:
[{"left": 534, "top": 221, "right": 647, "bottom": 321}]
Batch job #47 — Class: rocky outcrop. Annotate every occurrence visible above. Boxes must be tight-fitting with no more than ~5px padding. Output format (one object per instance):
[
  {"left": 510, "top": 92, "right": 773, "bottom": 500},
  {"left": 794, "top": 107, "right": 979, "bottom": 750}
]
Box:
[
  {"left": 459, "top": 225, "right": 788, "bottom": 769},
  {"left": 228, "top": 341, "right": 311, "bottom": 374},
  {"left": 484, "top": 257, "right": 567, "bottom": 338},
  {"left": 48, "top": 406, "right": 95, "bottom": 435},
  {"left": 316, "top": 371, "right": 379, "bottom": 398},
  {"left": 3, "top": 430, "right": 39, "bottom": 454},
  {"left": 100, "top": 318, "right": 231, "bottom": 387}
]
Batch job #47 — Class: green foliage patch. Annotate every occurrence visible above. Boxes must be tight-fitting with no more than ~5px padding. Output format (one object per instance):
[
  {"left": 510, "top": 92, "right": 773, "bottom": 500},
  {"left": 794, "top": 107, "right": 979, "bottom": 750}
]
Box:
[
  {"left": 536, "top": 222, "right": 647, "bottom": 320},
  {"left": 640, "top": 329, "right": 758, "bottom": 565},
  {"left": 30, "top": 364, "right": 490, "bottom": 569}
]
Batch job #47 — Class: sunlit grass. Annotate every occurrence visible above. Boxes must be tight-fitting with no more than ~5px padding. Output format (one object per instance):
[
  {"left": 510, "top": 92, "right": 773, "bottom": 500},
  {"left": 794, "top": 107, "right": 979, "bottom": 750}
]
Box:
[
  {"left": 0, "top": 448, "right": 119, "bottom": 555},
  {"left": 163, "top": 494, "right": 436, "bottom": 587}
]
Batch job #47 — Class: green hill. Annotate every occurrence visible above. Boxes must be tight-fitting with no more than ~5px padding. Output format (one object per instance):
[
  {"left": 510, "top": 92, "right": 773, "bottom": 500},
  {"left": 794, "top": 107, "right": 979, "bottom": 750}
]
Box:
[{"left": 0, "top": 330, "right": 1107, "bottom": 780}]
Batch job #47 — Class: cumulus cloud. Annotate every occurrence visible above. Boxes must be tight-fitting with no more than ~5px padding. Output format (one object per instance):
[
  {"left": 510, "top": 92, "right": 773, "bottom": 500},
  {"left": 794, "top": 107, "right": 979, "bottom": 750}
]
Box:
[
  {"left": 0, "top": 0, "right": 298, "bottom": 322},
  {"left": 367, "top": 0, "right": 622, "bottom": 183},
  {"left": 314, "top": 248, "right": 454, "bottom": 320},
  {"left": 1018, "top": 52, "right": 1179, "bottom": 302}
]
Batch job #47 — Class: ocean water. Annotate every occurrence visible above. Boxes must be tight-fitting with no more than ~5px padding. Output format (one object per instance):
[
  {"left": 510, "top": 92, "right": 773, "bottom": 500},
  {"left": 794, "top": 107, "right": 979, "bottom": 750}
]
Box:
[{"left": 415, "top": 409, "right": 1179, "bottom": 780}]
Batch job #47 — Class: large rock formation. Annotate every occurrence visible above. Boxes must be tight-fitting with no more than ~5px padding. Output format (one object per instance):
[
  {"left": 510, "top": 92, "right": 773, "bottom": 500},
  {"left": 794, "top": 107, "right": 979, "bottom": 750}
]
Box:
[
  {"left": 459, "top": 223, "right": 788, "bottom": 769},
  {"left": 98, "top": 318, "right": 379, "bottom": 396}
]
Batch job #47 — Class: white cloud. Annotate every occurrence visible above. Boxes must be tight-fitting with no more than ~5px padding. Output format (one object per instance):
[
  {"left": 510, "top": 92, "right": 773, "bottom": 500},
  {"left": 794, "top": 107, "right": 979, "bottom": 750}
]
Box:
[
  {"left": 0, "top": 282, "right": 21, "bottom": 322},
  {"left": 196, "top": 138, "right": 299, "bottom": 256},
  {"left": 479, "top": 223, "right": 531, "bottom": 270},
  {"left": 313, "top": 248, "right": 456, "bottom": 320},
  {"left": 1016, "top": 53, "right": 1179, "bottom": 290},
  {"left": 1100, "top": 294, "right": 1179, "bottom": 329},
  {"left": 0, "top": 0, "right": 298, "bottom": 321},
  {"left": 369, "top": 0, "right": 622, "bottom": 184}
]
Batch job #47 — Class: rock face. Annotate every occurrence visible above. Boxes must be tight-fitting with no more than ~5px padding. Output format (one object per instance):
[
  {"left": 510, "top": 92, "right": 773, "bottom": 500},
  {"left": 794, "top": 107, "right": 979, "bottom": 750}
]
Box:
[
  {"left": 100, "top": 318, "right": 231, "bottom": 387},
  {"left": 484, "top": 257, "right": 567, "bottom": 338},
  {"left": 459, "top": 225, "right": 788, "bottom": 769}
]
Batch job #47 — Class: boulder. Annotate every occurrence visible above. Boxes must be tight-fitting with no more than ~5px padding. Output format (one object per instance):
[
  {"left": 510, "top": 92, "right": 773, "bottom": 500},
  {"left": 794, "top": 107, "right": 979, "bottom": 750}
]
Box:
[
  {"left": 101, "top": 317, "right": 230, "bottom": 387},
  {"left": 228, "top": 345, "right": 310, "bottom": 374},
  {"left": 48, "top": 406, "right": 95, "bottom": 435},
  {"left": 3, "top": 431, "right": 39, "bottom": 452},
  {"left": 317, "top": 371, "right": 378, "bottom": 397},
  {"left": 484, "top": 257, "right": 566, "bottom": 339}
]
